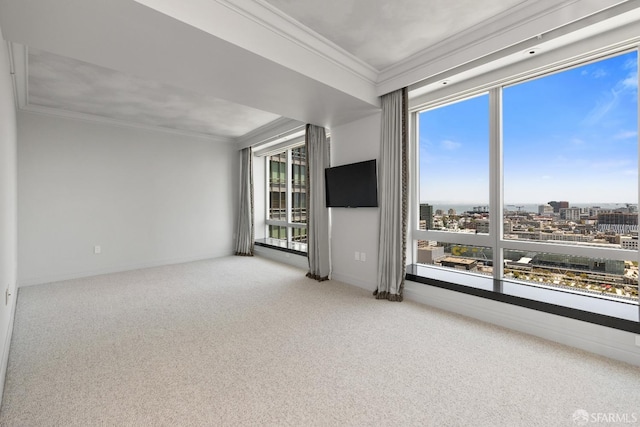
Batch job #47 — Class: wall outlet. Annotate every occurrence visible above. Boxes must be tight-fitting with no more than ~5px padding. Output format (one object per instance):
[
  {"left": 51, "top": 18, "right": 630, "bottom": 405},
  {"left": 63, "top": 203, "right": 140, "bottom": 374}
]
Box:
[
  {"left": 360, "top": 252, "right": 366, "bottom": 262},
  {"left": 94, "top": 245, "right": 101, "bottom": 254},
  {"left": 354, "top": 251, "right": 360, "bottom": 261}
]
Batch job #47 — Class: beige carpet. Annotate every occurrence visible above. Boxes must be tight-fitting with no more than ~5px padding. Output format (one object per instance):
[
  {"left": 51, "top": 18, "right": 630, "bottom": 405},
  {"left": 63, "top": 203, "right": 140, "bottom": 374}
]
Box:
[{"left": 1, "top": 256, "right": 639, "bottom": 426}]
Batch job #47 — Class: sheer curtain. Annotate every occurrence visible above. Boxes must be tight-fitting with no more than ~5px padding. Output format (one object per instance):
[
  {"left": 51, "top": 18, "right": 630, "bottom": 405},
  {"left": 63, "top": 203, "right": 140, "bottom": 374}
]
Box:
[
  {"left": 305, "top": 124, "right": 330, "bottom": 281},
  {"left": 375, "top": 88, "right": 408, "bottom": 301},
  {"left": 235, "top": 147, "right": 254, "bottom": 256}
]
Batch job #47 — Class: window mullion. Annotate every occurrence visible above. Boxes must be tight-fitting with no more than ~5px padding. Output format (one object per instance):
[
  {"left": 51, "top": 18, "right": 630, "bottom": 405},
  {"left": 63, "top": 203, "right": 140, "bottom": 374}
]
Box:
[
  {"left": 636, "top": 46, "right": 640, "bottom": 314},
  {"left": 286, "top": 149, "right": 293, "bottom": 244},
  {"left": 489, "top": 87, "right": 504, "bottom": 284},
  {"left": 265, "top": 156, "right": 270, "bottom": 240},
  {"left": 410, "top": 110, "right": 420, "bottom": 265}
]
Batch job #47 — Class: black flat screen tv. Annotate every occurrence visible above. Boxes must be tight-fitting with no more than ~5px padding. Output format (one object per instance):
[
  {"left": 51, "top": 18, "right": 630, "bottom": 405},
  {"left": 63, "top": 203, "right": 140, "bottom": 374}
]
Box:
[{"left": 325, "top": 159, "right": 378, "bottom": 208}]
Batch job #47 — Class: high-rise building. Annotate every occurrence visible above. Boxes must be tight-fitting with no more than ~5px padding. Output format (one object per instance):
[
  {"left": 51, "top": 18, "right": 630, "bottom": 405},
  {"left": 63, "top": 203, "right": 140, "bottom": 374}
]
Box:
[
  {"left": 548, "top": 201, "right": 569, "bottom": 213},
  {"left": 420, "top": 204, "right": 434, "bottom": 230}
]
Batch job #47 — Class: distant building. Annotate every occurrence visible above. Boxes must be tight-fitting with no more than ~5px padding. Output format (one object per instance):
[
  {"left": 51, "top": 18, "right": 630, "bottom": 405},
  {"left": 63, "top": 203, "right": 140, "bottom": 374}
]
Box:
[
  {"left": 419, "top": 204, "right": 434, "bottom": 230},
  {"left": 620, "top": 235, "right": 638, "bottom": 250},
  {"left": 588, "top": 207, "right": 602, "bottom": 217},
  {"left": 440, "top": 256, "right": 477, "bottom": 271},
  {"left": 538, "top": 204, "right": 554, "bottom": 215},
  {"left": 534, "top": 252, "right": 624, "bottom": 275},
  {"left": 548, "top": 201, "right": 569, "bottom": 213},
  {"left": 417, "top": 246, "right": 445, "bottom": 265},
  {"left": 559, "top": 207, "right": 581, "bottom": 221},
  {"left": 447, "top": 208, "right": 456, "bottom": 216},
  {"left": 476, "top": 219, "right": 489, "bottom": 234},
  {"left": 598, "top": 212, "right": 639, "bottom": 234}
]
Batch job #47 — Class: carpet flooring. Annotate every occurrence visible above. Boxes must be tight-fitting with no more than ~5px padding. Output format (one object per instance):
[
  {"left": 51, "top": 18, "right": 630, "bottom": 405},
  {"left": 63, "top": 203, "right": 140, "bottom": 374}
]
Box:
[{"left": 1, "top": 256, "right": 639, "bottom": 426}]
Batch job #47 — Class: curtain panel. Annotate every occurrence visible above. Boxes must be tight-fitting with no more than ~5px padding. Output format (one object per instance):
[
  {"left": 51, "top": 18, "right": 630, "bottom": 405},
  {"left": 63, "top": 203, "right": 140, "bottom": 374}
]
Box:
[
  {"left": 305, "top": 124, "right": 330, "bottom": 281},
  {"left": 235, "top": 147, "right": 254, "bottom": 256},
  {"left": 375, "top": 88, "right": 408, "bottom": 301}
]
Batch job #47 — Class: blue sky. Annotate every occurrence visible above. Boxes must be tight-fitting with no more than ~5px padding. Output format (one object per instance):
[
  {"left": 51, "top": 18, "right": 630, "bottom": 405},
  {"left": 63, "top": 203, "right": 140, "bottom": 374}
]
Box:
[{"left": 419, "top": 50, "right": 638, "bottom": 205}]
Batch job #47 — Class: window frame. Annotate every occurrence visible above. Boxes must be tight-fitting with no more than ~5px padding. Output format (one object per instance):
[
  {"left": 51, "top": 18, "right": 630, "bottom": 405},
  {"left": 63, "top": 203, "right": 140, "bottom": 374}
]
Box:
[
  {"left": 264, "top": 141, "right": 308, "bottom": 253},
  {"left": 409, "top": 45, "right": 640, "bottom": 325}
]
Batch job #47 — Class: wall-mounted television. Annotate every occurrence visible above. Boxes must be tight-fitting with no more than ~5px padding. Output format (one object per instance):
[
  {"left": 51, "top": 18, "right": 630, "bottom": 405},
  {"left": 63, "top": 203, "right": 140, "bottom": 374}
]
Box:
[{"left": 325, "top": 159, "right": 378, "bottom": 208}]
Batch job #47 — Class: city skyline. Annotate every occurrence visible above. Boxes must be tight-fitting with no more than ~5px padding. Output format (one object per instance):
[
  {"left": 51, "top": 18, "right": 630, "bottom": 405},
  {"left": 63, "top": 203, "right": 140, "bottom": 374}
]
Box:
[{"left": 419, "top": 50, "right": 638, "bottom": 204}]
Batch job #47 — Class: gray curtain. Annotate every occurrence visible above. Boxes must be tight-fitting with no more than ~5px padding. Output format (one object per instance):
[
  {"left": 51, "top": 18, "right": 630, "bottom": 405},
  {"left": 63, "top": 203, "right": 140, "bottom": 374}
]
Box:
[
  {"left": 375, "top": 88, "right": 408, "bottom": 301},
  {"left": 235, "top": 147, "right": 254, "bottom": 256},
  {"left": 305, "top": 124, "right": 330, "bottom": 281}
]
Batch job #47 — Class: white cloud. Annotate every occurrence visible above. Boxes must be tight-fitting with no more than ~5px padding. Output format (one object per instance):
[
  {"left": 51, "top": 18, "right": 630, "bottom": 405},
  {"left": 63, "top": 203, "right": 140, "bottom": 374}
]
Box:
[
  {"left": 590, "top": 159, "right": 632, "bottom": 169},
  {"left": 441, "top": 139, "right": 461, "bottom": 150},
  {"left": 622, "top": 71, "right": 638, "bottom": 90},
  {"left": 592, "top": 68, "right": 607, "bottom": 78},
  {"left": 582, "top": 69, "right": 637, "bottom": 126},
  {"left": 623, "top": 57, "right": 637, "bottom": 70},
  {"left": 613, "top": 130, "right": 638, "bottom": 140}
]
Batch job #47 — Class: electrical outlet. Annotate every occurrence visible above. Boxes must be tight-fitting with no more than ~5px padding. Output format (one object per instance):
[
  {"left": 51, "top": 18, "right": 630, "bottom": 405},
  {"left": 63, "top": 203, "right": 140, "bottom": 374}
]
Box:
[
  {"left": 354, "top": 251, "right": 360, "bottom": 261},
  {"left": 360, "top": 252, "right": 366, "bottom": 262},
  {"left": 94, "top": 245, "right": 101, "bottom": 254}
]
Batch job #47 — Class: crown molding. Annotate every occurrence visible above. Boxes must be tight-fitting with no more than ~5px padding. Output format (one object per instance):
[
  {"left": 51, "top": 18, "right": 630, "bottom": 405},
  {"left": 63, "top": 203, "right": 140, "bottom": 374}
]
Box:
[
  {"left": 235, "top": 117, "right": 305, "bottom": 150},
  {"left": 216, "top": 0, "right": 379, "bottom": 82},
  {"left": 133, "top": 0, "right": 378, "bottom": 105},
  {"left": 377, "top": 0, "right": 629, "bottom": 95}
]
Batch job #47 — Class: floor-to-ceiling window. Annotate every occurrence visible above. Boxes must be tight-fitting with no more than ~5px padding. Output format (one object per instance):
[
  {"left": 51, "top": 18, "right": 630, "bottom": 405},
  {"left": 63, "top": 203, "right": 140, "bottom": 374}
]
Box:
[
  {"left": 411, "top": 48, "right": 639, "bottom": 325},
  {"left": 265, "top": 145, "right": 307, "bottom": 252}
]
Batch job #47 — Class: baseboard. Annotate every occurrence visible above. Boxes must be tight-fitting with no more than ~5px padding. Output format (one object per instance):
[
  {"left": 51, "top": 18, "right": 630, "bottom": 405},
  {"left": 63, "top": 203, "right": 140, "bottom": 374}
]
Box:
[
  {"left": 330, "top": 272, "right": 375, "bottom": 293},
  {"left": 18, "top": 250, "right": 234, "bottom": 287},
  {"left": 404, "top": 280, "right": 640, "bottom": 367},
  {"left": 0, "top": 288, "right": 18, "bottom": 404}
]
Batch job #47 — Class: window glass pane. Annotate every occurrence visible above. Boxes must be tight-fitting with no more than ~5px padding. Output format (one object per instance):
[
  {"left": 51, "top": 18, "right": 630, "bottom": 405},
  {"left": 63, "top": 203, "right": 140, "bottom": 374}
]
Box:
[
  {"left": 268, "top": 152, "right": 287, "bottom": 220},
  {"left": 418, "top": 94, "right": 490, "bottom": 232},
  {"left": 291, "top": 146, "right": 306, "bottom": 224},
  {"left": 292, "top": 227, "right": 307, "bottom": 244},
  {"left": 268, "top": 225, "right": 286, "bottom": 241},
  {"left": 503, "top": 51, "right": 638, "bottom": 250}
]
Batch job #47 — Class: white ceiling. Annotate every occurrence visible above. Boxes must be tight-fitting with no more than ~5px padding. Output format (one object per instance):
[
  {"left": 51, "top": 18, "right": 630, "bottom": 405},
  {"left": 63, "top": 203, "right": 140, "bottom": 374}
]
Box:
[
  {"left": 262, "top": 0, "right": 527, "bottom": 70},
  {"left": 0, "top": 0, "right": 637, "bottom": 143},
  {"left": 27, "top": 48, "right": 280, "bottom": 138}
]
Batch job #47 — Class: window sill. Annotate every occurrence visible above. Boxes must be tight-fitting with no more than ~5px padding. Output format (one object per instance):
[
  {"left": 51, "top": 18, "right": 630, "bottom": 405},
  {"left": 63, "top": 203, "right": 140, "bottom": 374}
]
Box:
[
  {"left": 406, "top": 264, "right": 640, "bottom": 334},
  {"left": 255, "top": 238, "right": 307, "bottom": 256}
]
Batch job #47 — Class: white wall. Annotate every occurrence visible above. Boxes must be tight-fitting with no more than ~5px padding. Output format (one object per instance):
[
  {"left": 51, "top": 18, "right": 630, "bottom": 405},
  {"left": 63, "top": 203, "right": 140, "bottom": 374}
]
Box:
[
  {"left": 18, "top": 112, "right": 237, "bottom": 286},
  {"left": 0, "top": 22, "right": 18, "bottom": 402},
  {"left": 329, "top": 112, "right": 381, "bottom": 289}
]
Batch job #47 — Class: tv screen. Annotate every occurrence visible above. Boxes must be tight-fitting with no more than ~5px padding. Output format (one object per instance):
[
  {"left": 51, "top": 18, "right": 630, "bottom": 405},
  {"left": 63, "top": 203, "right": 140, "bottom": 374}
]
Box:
[{"left": 325, "top": 159, "right": 378, "bottom": 208}]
